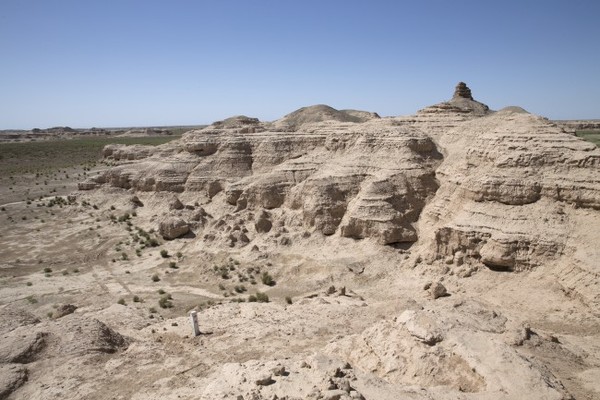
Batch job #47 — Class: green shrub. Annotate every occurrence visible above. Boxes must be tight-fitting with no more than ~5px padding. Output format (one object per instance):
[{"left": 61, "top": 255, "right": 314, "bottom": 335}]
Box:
[
  {"left": 133, "top": 295, "right": 142, "bottom": 303},
  {"left": 158, "top": 295, "right": 173, "bottom": 309},
  {"left": 160, "top": 249, "right": 169, "bottom": 258},
  {"left": 169, "top": 261, "right": 178, "bottom": 269},
  {"left": 256, "top": 292, "right": 269, "bottom": 302},
  {"left": 151, "top": 274, "right": 160, "bottom": 282},
  {"left": 249, "top": 292, "right": 269, "bottom": 303},
  {"left": 234, "top": 285, "right": 247, "bottom": 293},
  {"left": 43, "top": 267, "right": 52, "bottom": 273},
  {"left": 117, "top": 298, "right": 126, "bottom": 305},
  {"left": 158, "top": 288, "right": 165, "bottom": 294},
  {"left": 261, "top": 272, "right": 275, "bottom": 286},
  {"left": 285, "top": 296, "right": 293, "bottom": 304}
]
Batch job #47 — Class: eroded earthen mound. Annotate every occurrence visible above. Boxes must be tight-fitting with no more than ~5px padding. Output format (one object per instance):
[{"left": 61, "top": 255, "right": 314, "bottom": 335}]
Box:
[{"left": 61, "top": 83, "right": 600, "bottom": 399}]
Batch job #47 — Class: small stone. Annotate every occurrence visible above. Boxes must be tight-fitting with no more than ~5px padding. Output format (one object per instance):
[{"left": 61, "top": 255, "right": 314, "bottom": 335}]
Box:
[
  {"left": 271, "top": 366, "right": 286, "bottom": 376},
  {"left": 454, "top": 251, "right": 465, "bottom": 266},
  {"left": 169, "top": 197, "right": 184, "bottom": 210},
  {"left": 321, "top": 390, "right": 347, "bottom": 400},
  {"left": 53, "top": 304, "right": 77, "bottom": 319},
  {"left": 255, "top": 375, "right": 275, "bottom": 386},
  {"left": 512, "top": 325, "right": 534, "bottom": 346},
  {"left": 350, "top": 391, "right": 365, "bottom": 399},
  {"left": 430, "top": 281, "right": 448, "bottom": 299},
  {"left": 255, "top": 211, "right": 272, "bottom": 233},
  {"left": 337, "top": 378, "right": 351, "bottom": 393},
  {"left": 130, "top": 195, "right": 143, "bottom": 207}
]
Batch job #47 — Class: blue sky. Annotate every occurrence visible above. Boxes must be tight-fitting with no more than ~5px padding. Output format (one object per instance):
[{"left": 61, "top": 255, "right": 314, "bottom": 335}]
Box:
[{"left": 1, "top": 0, "right": 599, "bottom": 129}]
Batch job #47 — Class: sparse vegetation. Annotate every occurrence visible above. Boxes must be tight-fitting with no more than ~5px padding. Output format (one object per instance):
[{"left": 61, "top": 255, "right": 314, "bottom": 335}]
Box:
[
  {"left": 117, "top": 298, "right": 126, "bottom": 305},
  {"left": 248, "top": 292, "right": 269, "bottom": 303},
  {"left": 234, "top": 285, "right": 247, "bottom": 293},
  {"left": 261, "top": 271, "right": 275, "bottom": 286},
  {"left": 160, "top": 249, "right": 169, "bottom": 258},
  {"left": 151, "top": 274, "right": 160, "bottom": 282},
  {"left": 576, "top": 130, "right": 600, "bottom": 147},
  {"left": 158, "top": 295, "right": 173, "bottom": 309},
  {"left": 0, "top": 136, "right": 182, "bottom": 176}
]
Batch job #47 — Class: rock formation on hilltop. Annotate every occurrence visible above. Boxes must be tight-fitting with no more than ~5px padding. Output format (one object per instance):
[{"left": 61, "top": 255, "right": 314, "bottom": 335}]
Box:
[{"left": 453, "top": 81, "right": 473, "bottom": 100}]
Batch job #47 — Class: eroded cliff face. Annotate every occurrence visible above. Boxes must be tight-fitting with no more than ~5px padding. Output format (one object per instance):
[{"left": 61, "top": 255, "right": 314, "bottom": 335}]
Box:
[
  {"left": 83, "top": 90, "right": 599, "bottom": 271},
  {"left": 84, "top": 116, "right": 443, "bottom": 247}
]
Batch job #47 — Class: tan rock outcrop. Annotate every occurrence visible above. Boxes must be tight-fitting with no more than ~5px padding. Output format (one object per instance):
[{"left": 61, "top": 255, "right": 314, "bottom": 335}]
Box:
[{"left": 159, "top": 217, "right": 190, "bottom": 239}]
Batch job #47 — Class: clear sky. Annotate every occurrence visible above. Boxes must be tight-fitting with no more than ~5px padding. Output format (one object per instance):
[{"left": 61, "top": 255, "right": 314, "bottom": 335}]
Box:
[{"left": 1, "top": 0, "right": 599, "bottom": 129}]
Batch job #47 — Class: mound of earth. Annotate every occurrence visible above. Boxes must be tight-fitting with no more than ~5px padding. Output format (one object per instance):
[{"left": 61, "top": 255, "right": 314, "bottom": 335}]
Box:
[{"left": 271, "top": 104, "right": 379, "bottom": 131}]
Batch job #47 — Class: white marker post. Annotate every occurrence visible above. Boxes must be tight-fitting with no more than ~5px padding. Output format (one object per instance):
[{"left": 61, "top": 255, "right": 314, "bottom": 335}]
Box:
[{"left": 189, "top": 310, "right": 200, "bottom": 336}]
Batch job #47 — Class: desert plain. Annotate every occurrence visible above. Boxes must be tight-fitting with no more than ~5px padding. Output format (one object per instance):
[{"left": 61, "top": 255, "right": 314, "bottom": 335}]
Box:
[{"left": 1, "top": 83, "right": 599, "bottom": 400}]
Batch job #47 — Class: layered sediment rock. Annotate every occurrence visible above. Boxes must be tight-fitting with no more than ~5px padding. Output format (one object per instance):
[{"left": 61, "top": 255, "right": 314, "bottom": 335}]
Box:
[
  {"left": 86, "top": 118, "right": 442, "bottom": 245},
  {"left": 453, "top": 81, "right": 474, "bottom": 100},
  {"left": 81, "top": 82, "right": 600, "bottom": 293}
]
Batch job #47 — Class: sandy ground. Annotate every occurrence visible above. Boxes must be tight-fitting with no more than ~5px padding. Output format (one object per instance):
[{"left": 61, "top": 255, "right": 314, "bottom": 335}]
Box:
[{"left": 1, "top": 175, "right": 599, "bottom": 399}]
